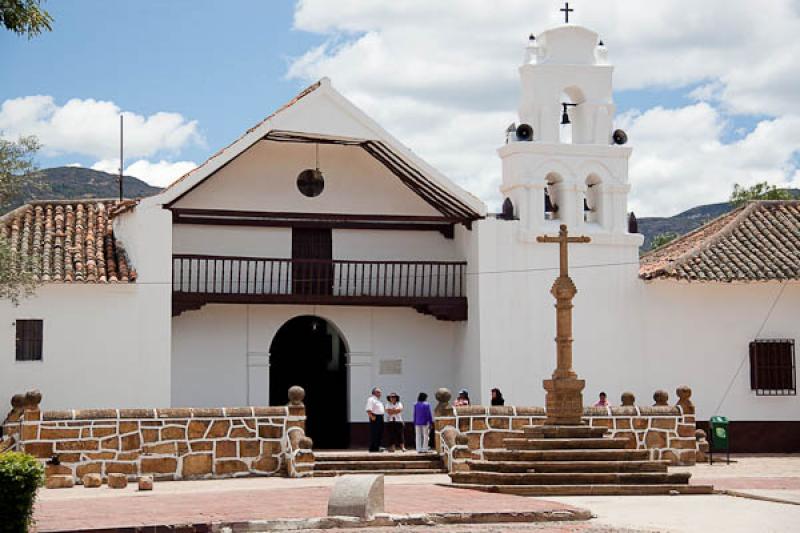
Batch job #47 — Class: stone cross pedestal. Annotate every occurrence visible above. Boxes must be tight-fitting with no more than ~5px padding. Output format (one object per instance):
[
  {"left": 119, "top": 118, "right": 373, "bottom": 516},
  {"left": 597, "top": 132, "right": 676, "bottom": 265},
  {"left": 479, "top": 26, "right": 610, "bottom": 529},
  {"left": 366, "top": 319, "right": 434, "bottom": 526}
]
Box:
[{"left": 537, "top": 224, "right": 591, "bottom": 425}]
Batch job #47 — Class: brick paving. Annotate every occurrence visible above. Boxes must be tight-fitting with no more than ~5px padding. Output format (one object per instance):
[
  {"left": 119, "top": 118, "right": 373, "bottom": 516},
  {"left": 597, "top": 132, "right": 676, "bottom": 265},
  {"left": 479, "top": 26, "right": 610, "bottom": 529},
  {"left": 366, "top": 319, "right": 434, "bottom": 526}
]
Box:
[{"left": 33, "top": 483, "right": 583, "bottom": 532}]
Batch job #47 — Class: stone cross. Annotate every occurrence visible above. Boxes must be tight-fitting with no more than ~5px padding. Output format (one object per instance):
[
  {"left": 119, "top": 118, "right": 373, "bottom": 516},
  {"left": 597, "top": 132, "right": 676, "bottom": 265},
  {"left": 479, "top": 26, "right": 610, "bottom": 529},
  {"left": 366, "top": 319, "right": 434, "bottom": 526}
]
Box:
[{"left": 536, "top": 224, "right": 590, "bottom": 425}]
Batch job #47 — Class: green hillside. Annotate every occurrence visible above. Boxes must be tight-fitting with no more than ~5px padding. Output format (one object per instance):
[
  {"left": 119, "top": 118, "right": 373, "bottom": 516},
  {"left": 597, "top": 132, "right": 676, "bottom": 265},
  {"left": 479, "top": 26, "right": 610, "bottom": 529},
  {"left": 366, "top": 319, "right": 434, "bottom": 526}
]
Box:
[{"left": 2, "top": 166, "right": 162, "bottom": 213}]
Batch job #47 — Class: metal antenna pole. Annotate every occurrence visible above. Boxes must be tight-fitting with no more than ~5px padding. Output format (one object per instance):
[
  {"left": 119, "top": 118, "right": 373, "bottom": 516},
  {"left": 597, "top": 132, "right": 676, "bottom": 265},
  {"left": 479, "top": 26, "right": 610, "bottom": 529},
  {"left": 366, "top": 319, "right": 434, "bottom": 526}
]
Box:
[{"left": 119, "top": 114, "right": 124, "bottom": 201}]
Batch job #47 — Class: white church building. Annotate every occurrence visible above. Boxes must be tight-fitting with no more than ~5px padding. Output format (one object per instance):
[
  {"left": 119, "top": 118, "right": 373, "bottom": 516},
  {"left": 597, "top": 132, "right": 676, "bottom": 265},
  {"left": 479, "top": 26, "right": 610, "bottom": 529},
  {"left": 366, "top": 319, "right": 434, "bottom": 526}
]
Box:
[{"left": 2, "top": 23, "right": 798, "bottom": 451}]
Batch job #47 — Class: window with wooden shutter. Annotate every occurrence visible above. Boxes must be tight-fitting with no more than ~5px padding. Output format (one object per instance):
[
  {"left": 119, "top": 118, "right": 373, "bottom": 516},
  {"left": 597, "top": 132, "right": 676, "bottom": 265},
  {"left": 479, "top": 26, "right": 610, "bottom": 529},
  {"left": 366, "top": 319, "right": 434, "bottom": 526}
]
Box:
[
  {"left": 15, "top": 320, "right": 43, "bottom": 362},
  {"left": 749, "top": 339, "right": 796, "bottom": 396}
]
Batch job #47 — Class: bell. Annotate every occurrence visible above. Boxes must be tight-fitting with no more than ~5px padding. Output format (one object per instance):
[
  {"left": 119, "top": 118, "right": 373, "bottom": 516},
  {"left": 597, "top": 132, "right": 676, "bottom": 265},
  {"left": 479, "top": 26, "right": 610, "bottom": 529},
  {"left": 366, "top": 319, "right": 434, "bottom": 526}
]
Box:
[
  {"left": 545, "top": 190, "right": 558, "bottom": 213},
  {"left": 561, "top": 108, "right": 571, "bottom": 125},
  {"left": 583, "top": 198, "right": 592, "bottom": 212},
  {"left": 628, "top": 212, "right": 639, "bottom": 234}
]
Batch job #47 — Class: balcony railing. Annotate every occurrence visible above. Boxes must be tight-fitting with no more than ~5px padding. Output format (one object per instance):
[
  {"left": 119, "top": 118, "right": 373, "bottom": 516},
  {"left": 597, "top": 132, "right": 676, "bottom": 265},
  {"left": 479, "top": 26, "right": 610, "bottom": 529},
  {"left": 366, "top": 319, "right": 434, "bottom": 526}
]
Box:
[{"left": 172, "top": 254, "right": 468, "bottom": 320}]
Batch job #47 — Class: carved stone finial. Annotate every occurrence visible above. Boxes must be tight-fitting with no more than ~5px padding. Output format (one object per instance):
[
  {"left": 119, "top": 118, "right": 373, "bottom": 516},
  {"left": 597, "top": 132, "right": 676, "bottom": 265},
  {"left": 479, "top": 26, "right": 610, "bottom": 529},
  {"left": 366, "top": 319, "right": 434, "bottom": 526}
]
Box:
[
  {"left": 299, "top": 436, "right": 313, "bottom": 449},
  {"left": 676, "top": 385, "right": 694, "bottom": 413},
  {"left": 23, "top": 389, "right": 42, "bottom": 409},
  {"left": 653, "top": 389, "right": 669, "bottom": 406},
  {"left": 620, "top": 392, "right": 635, "bottom": 406},
  {"left": 695, "top": 429, "right": 707, "bottom": 441},
  {"left": 455, "top": 432, "right": 469, "bottom": 446},
  {"left": 434, "top": 388, "right": 452, "bottom": 416},
  {"left": 11, "top": 394, "right": 25, "bottom": 410},
  {"left": 288, "top": 386, "right": 306, "bottom": 406}
]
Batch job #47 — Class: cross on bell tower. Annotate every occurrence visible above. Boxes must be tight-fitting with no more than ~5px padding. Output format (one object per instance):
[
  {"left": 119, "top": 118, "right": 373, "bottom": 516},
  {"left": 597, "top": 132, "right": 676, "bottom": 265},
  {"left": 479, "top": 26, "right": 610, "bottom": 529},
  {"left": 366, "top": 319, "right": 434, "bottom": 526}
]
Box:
[{"left": 560, "top": 2, "right": 574, "bottom": 23}]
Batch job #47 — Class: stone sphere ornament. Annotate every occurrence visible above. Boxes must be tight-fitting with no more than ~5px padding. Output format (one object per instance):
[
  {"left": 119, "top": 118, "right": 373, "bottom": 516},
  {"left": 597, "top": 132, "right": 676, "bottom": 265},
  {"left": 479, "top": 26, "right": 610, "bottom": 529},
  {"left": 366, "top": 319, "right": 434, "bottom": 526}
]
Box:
[
  {"left": 11, "top": 393, "right": 25, "bottom": 409},
  {"left": 435, "top": 388, "right": 452, "bottom": 404},
  {"left": 653, "top": 389, "right": 669, "bottom": 406},
  {"left": 24, "top": 389, "right": 42, "bottom": 408},
  {"left": 288, "top": 385, "right": 306, "bottom": 406},
  {"left": 620, "top": 392, "right": 635, "bottom": 406}
]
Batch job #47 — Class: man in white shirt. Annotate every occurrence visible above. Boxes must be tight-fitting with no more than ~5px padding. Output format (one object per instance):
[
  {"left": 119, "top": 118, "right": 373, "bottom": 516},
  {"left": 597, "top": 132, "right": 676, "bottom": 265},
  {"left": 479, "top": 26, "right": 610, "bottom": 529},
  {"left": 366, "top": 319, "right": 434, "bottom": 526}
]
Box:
[{"left": 365, "top": 387, "right": 385, "bottom": 452}]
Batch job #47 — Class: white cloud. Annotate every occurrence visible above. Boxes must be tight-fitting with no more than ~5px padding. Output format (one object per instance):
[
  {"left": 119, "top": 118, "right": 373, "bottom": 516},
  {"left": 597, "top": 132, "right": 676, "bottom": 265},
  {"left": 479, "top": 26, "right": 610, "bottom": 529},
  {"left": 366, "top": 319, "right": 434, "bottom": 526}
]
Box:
[
  {"left": 92, "top": 159, "right": 197, "bottom": 187},
  {"left": 622, "top": 104, "right": 800, "bottom": 216},
  {"left": 65, "top": 162, "right": 83, "bottom": 168},
  {"left": 0, "top": 95, "right": 201, "bottom": 160},
  {"left": 288, "top": 0, "right": 800, "bottom": 214}
]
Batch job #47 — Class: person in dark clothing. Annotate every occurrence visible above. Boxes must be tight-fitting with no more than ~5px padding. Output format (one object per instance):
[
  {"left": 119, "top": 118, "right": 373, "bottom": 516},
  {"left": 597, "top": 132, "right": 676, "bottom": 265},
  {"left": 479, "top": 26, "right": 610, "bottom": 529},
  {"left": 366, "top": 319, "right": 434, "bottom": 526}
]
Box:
[
  {"left": 491, "top": 388, "right": 505, "bottom": 406},
  {"left": 413, "top": 392, "right": 434, "bottom": 452},
  {"left": 365, "top": 387, "right": 385, "bottom": 452}
]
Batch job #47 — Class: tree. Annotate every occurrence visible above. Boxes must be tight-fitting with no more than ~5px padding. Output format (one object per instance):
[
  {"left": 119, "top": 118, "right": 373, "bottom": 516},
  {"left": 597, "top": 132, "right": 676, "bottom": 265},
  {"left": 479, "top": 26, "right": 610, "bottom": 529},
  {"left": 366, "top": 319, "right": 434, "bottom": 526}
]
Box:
[
  {"left": 1, "top": 0, "right": 53, "bottom": 38},
  {"left": 650, "top": 232, "right": 678, "bottom": 250},
  {"left": 730, "top": 181, "right": 793, "bottom": 207},
  {"left": 0, "top": 135, "right": 45, "bottom": 304}
]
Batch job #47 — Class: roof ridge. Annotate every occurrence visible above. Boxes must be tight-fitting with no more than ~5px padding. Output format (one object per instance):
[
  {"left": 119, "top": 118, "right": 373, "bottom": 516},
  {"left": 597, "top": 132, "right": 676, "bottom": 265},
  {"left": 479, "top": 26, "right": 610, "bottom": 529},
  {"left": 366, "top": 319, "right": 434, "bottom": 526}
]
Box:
[
  {"left": 662, "top": 203, "right": 757, "bottom": 273},
  {"left": 162, "top": 79, "right": 323, "bottom": 192},
  {"left": 641, "top": 202, "right": 747, "bottom": 259}
]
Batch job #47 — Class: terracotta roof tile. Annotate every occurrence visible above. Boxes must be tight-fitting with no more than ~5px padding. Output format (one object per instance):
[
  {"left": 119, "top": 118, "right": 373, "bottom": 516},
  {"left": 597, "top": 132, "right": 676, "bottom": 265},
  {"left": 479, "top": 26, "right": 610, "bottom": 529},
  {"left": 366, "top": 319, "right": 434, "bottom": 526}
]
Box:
[
  {"left": 640, "top": 200, "right": 800, "bottom": 282},
  {"left": 0, "top": 200, "right": 137, "bottom": 284}
]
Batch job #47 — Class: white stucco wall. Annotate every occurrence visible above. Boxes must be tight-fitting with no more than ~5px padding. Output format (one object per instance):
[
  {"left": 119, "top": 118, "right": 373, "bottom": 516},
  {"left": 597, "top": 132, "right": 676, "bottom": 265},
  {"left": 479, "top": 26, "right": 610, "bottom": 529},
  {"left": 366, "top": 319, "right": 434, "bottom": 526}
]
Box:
[
  {"left": 472, "top": 217, "right": 644, "bottom": 409},
  {"left": 0, "top": 284, "right": 171, "bottom": 410},
  {"left": 171, "top": 141, "right": 441, "bottom": 217},
  {"left": 171, "top": 304, "right": 457, "bottom": 421},
  {"left": 642, "top": 281, "right": 800, "bottom": 421},
  {"left": 472, "top": 216, "right": 800, "bottom": 422}
]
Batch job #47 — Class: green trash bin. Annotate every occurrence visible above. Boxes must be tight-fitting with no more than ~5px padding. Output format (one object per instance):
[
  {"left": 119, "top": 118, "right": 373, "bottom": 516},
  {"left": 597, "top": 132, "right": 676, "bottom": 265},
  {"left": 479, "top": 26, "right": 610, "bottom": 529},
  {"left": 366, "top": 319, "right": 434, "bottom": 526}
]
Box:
[{"left": 709, "top": 416, "right": 730, "bottom": 464}]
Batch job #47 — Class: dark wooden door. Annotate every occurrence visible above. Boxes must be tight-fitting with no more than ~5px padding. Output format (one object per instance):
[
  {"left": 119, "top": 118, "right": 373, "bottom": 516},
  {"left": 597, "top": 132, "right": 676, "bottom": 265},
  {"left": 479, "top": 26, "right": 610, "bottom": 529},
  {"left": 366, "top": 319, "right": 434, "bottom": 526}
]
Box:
[{"left": 292, "top": 228, "right": 333, "bottom": 295}]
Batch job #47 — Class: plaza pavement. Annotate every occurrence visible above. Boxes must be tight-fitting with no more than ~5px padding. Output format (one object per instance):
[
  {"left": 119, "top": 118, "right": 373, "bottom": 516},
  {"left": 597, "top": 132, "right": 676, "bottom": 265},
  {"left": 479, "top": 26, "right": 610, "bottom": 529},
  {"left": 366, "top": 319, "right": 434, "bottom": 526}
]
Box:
[{"left": 33, "top": 455, "right": 800, "bottom": 532}]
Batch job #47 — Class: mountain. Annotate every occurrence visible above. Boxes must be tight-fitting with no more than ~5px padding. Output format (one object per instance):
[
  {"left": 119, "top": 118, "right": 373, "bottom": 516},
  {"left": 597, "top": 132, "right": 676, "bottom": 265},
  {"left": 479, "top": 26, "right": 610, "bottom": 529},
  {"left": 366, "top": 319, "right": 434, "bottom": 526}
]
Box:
[
  {"left": 638, "top": 189, "right": 800, "bottom": 250},
  {"left": 2, "top": 167, "right": 162, "bottom": 213}
]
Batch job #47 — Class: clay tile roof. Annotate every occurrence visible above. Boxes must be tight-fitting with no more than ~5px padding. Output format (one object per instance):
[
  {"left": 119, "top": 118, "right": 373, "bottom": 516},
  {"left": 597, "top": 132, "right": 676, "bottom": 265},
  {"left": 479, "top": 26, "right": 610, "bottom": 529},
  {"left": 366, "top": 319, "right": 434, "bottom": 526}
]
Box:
[
  {"left": 0, "top": 199, "right": 138, "bottom": 284},
  {"left": 639, "top": 200, "right": 800, "bottom": 282}
]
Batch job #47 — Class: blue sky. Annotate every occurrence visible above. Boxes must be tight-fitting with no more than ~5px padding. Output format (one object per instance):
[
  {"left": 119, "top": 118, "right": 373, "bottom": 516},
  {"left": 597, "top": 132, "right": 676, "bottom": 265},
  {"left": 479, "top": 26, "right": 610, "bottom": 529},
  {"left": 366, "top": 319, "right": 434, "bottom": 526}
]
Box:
[
  {"left": 1, "top": 1, "right": 798, "bottom": 216},
  {"left": 0, "top": 0, "right": 321, "bottom": 167}
]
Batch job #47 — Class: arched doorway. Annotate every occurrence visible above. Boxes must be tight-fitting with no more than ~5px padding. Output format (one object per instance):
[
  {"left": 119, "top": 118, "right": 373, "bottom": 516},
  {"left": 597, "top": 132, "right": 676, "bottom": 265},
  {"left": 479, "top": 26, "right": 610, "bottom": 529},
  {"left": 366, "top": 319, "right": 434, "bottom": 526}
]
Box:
[{"left": 269, "top": 315, "right": 349, "bottom": 449}]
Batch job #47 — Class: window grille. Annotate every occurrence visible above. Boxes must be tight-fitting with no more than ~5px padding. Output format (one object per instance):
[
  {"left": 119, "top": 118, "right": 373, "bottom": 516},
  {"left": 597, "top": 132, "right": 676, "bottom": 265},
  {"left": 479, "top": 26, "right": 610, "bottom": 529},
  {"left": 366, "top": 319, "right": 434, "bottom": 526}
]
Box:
[
  {"left": 749, "top": 339, "right": 795, "bottom": 396},
  {"left": 15, "top": 320, "right": 43, "bottom": 362}
]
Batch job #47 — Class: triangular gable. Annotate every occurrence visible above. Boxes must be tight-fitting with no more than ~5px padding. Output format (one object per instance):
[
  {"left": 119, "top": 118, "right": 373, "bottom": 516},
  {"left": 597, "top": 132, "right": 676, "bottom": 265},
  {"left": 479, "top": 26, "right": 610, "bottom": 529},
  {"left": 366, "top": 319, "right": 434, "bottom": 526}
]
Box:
[{"left": 159, "top": 79, "right": 486, "bottom": 221}]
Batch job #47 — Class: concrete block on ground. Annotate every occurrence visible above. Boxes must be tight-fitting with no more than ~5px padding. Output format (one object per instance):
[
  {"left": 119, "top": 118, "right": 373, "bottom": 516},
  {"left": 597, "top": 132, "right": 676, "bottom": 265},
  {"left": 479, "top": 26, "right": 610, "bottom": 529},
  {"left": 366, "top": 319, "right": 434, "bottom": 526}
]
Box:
[
  {"left": 45, "top": 475, "right": 74, "bottom": 489},
  {"left": 82, "top": 473, "right": 102, "bottom": 488},
  {"left": 107, "top": 473, "right": 128, "bottom": 489},
  {"left": 138, "top": 475, "right": 153, "bottom": 490},
  {"left": 327, "top": 474, "right": 384, "bottom": 519}
]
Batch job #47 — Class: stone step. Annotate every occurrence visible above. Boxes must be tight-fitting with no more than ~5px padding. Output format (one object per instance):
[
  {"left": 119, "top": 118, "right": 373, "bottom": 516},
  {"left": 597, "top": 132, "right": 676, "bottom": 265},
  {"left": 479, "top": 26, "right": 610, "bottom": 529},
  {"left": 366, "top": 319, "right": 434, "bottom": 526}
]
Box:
[
  {"left": 522, "top": 425, "right": 609, "bottom": 439},
  {"left": 314, "top": 452, "right": 439, "bottom": 462},
  {"left": 450, "top": 471, "right": 692, "bottom": 486},
  {"left": 314, "top": 460, "right": 443, "bottom": 471},
  {"left": 448, "top": 483, "right": 715, "bottom": 496},
  {"left": 314, "top": 468, "right": 444, "bottom": 477},
  {"left": 504, "top": 437, "right": 629, "bottom": 450},
  {"left": 465, "top": 460, "right": 670, "bottom": 473},
  {"left": 484, "top": 449, "right": 651, "bottom": 462}
]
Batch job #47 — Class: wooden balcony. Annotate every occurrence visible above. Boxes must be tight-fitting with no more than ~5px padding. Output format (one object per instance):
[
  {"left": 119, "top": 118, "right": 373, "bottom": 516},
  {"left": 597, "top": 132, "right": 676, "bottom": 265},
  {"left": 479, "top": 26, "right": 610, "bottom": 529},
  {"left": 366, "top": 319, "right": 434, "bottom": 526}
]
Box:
[{"left": 172, "top": 254, "right": 468, "bottom": 320}]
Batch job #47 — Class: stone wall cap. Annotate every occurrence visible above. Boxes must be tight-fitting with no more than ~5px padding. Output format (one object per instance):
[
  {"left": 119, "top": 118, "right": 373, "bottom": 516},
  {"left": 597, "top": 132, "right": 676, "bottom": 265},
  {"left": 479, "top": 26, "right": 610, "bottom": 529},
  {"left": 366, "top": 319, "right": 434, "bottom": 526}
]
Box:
[
  {"left": 638, "top": 406, "right": 680, "bottom": 415},
  {"left": 453, "top": 406, "right": 486, "bottom": 415},
  {"left": 514, "top": 406, "right": 546, "bottom": 416}
]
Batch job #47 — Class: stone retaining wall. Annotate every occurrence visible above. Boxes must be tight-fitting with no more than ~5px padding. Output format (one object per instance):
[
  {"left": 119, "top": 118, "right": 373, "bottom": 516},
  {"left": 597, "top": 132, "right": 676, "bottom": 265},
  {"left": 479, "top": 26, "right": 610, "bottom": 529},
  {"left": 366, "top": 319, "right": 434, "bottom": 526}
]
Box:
[
  {"left": 6, "top": 388, "right": 314, "bottom": 483},
  {"left": 434, "top": 387, "right": 699, "bottom": 471}
]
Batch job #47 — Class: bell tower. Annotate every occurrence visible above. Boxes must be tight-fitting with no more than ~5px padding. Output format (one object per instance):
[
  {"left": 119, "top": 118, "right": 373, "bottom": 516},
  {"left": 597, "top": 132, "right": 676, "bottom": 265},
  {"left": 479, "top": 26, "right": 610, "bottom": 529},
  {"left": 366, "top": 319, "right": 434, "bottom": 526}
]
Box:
[{"left": 499, "top": 19, "right": 641, "bottom": 246}]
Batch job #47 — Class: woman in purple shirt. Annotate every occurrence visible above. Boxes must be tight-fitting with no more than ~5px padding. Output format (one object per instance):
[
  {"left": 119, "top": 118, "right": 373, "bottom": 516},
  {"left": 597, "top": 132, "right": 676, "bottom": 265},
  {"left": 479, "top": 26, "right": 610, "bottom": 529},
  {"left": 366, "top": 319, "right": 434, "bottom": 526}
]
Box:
[{"left": 413, "top": 392, "right": 434, "bottom": 452}]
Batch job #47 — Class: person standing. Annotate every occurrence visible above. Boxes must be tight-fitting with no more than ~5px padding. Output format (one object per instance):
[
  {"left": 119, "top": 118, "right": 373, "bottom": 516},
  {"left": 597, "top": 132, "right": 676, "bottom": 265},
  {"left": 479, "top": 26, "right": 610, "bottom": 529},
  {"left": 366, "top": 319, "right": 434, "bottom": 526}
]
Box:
[
  {"left": 413, "top": 392, "right": 434, "bottom": 452},
  {"left": 454, "top": 389, "right": 471, "bottom": 407},
  {"left": 386, "top": 392, "right": 405, "bottom": 452},
  {"left": 491, "top": 388, "right": 505, "bottom": 406},
  {"left": 365, "top": 387, "right": 385, "bottom": 452},
  {"left": 594, "top": 392, "right": 609, "bottom": 407}
]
